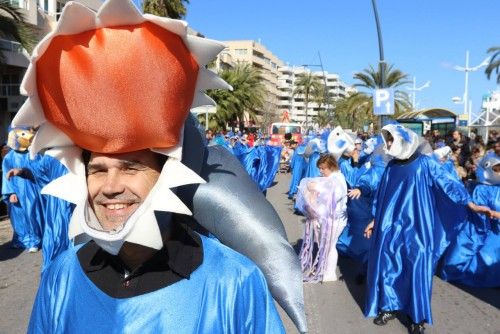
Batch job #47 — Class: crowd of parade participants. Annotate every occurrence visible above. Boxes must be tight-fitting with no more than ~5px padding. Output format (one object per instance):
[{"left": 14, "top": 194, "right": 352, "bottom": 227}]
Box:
[
  {"left": 207, "top": 123, "right": 499, "bottom": 334},
  {"left": 1, "top": 123, "right": 499, "bottom": 334},
  {"left": 288, "top": 124, "right": 499, "bottom": 334}
]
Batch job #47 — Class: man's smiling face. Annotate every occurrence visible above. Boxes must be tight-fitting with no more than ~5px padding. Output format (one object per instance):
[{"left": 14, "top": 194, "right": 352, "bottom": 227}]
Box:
[{"left": 86, "top": 150, "right": 162, "bottom": 231}]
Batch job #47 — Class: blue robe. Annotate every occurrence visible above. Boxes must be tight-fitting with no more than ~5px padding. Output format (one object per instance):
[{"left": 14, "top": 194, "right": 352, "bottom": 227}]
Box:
[
  {"left": 338, "top": 156, "right": 360, "bottom": 188},
  {"left": 1, "top": 150, "right": 43, "bottom": 249},
  {"left": 28, "top": 234, "right": 285, "bottom": 333},
  {"left": 288, "top": 146, "right": 307, "bottom": 198},
  {"left": 337, "top": 163, "right": 385, "bottom": 264},
  {"left": 365, "top": 154, "right": 470, "bottom": 324},
  {"left": 238, "top": 145, "right": 281, "bottom": 192},
  {"left": 438, "top": 184, "right": 500, "bottom": 287},
  {"left": 31, "top": 155, "right": 74, "bottom": 271},
  {"left": 304, "top": 151, "right": 321, "bottom": 179}
]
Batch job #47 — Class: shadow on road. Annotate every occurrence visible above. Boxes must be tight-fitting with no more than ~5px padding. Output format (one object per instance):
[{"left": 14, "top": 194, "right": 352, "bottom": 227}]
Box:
[
  {"left": 0, "top": 241, "right": 23, "bottom": 261},
  {"left": 452, "top": 283, "right": 500, "bottom": 309}
]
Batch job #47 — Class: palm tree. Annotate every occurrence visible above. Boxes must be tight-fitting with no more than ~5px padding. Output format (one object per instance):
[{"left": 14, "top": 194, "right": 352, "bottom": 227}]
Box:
[
  {"left": 143, "top": 0, "right": 189, "bottom": 19},
  {"left": 205, "top": 63, "right": 265, "bottom": 131},
  {"left": 485, "top": 46, "right": 500, "bottom": 84},
  {"left": 337, "top": 64, "right": 411, "bottom": 129},
  {"left": 0, "top": 0, "right": 37, "bottom": 62},
  {"left": 293, "top": 73, "right": 323, "bottom": 129},
  {"left": 313, "top": 110, "right": 334, "bottom": 128}
]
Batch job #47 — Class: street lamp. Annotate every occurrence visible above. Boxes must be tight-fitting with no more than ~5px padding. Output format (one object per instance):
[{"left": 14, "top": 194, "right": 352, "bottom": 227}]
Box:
[
  {"left": 406, "top": 77, "right": 430, "bottom": 111},
  {"left": 370, "top": 0, "right": 387, "bottom": 129},
  {"left": 452, "top": 50, "right": 490, "bottom": 135}
]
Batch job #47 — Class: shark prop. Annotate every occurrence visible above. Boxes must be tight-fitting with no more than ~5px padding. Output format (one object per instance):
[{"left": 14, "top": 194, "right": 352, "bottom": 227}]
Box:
[
  {"left": 327, "top": 126, "right": 356, "bottom": 160},
  {"left": 11, "top": 0, "right": 307, "bottom": 332}
]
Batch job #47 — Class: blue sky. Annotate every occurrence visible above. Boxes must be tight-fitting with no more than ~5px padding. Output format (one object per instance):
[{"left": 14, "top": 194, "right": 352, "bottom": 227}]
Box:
[{"left": 134, "top": 0, "right": 499, "bottom": 115}]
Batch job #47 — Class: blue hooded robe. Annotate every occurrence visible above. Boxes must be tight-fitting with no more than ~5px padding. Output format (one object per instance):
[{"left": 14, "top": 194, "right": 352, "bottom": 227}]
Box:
[
  {"left": 337, "top": 160, "right": 385, "bottom": 264},
  {"left": 28, "top": 234, "right": 285, "bottom": 334},
  {"left": 31, "top": 154, "right": 74, "bottom": 271},
  {"left": 438, "top": 183, "right": 500, "bottom": 287},
  {"left": 1, "top": 150, "right": 43, "bottom": 249},
  {"left": 288, "top": 144, "right": 307, "bottom": 198},
  {"left": 365, "top": 153, "right": 470, "bottom": 324}
]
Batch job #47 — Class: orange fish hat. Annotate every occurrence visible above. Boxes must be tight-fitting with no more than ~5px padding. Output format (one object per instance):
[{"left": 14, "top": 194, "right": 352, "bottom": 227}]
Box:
[
  {"left": 13, "top": 0, "right": 230, "bottom": 157},
  {"left": 12, "top": 0, "right": 231, "bottom": 255}
]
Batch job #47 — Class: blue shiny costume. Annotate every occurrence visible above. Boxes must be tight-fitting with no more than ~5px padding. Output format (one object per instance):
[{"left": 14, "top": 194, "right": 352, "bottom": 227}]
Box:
[
  {"left": 238, "top": 145, "right": 281, "bottom": 192},
  {"left": 338, "top": 156, "right": 360, "bottom": 188},
  {"left": 365, "top": 154, "right": 470, "bottom": 324},
  {"left": 304, "top": 151, "right": 321, "bottom": 178},
  {"left": 31, "top": 154, "right": 74, "bottom": 271},
  {"left": 1, "top": 150, "right": 43, "bottom": 249},
  {"left": 337, "top": 162, "right": 385, "bottom": 264},
  {"left": 29, "top": 235, "right": 285, "bottom": 333},
  {"left": 438, "top": 184, "right": 500, "bottom": 287},
  {"left": 288, "top": 144, "right": 307, "bottom": 198}
]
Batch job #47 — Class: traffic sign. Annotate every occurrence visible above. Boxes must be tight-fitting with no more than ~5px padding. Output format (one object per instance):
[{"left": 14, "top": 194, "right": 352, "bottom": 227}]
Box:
[{"left": 373, "top": 88, "right": 395, "bottom": 115}]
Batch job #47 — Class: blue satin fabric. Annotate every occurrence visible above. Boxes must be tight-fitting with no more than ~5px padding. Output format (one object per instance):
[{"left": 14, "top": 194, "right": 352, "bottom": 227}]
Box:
[
  {"left": 337, "top": 163, "right": 385, "bottom": 264},
  {"left": 28, "top": 235, "right": 285, "bottom": 334},
  {"left": 438, "top": 184, "right": 500, "bottom": 287},
  {"left": 304, "top": 151, "right": 321, "bottom": 178},
  {"left": 365, "top": 154, "right": 470, "bottom": 324},
  {"left": 237, "top": 145, "right": 281, "bottom": 192},
  {"left": 31, "top": 155, "right": 74, "bottom": 271},
  {"left": 288, "top": 145, "right": 307, "bottom": 198},
  {"left": 1, "top": 151, "right": 43, "bottom": 249},
  {"left": 338, "top": 156, "right": 360, "bottom": 188}
]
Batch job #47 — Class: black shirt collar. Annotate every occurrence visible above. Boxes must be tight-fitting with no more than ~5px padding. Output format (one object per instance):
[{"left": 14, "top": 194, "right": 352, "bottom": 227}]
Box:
[{"left": 77, "top": 220, "right": 203, "bottom": 298}]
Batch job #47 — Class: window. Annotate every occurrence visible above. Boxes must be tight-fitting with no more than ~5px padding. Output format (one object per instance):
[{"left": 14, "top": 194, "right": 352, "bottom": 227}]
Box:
[
  {"left": 234, "top": 48, "right": 248, "bottom": 55},
  {"left": 9, "top": 0, "right": 28, "bottom": 9}
]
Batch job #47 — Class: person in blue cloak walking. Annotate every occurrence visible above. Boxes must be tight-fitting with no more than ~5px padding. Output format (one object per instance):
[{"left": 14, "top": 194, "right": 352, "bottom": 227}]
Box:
[
  {"left": 12, "top": 1, "right": 309, "bottom": 332},
  {"left": 438, "top": 152, "right": 500, "bottom": 287},
  {"left": 363, "top": 124, "right": 493, "bottom": 334},
  {"left": 1, "top": 127, "right": 43, "bottom": 252}
]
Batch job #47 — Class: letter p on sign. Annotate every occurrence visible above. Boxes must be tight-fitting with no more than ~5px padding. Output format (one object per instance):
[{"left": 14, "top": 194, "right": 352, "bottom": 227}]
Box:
[{"left": 373, "top": 88, "right": 394, "bottom": 115}]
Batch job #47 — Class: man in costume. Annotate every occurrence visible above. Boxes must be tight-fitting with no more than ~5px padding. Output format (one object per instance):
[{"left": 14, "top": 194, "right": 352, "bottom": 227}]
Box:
[
  {"left": 363, "top": 124, "right": 493, "bottom": 334},
  {"left": 15, "top": 1, "right": 308, "bottom": 332},
  {"left": 2, "top": 127, "right": 43, "bottom": 252}
]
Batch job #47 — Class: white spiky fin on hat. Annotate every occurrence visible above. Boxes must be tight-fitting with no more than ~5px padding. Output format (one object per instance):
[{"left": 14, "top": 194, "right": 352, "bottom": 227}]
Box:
[{"left": 14, "top": 0, "right": 229, "bottom": 253}]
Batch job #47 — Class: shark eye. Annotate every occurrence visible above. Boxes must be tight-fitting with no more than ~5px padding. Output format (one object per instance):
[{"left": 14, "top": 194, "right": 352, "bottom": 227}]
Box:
[{"left": 484, "top": 161, "right": 491, "bottom": 168}]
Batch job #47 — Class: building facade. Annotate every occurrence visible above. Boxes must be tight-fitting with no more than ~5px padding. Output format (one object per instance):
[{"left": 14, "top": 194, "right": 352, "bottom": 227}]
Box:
[
  {"left": 277, "top": 66, "right": 353, "bottom": 126},
  {"left": 0, "top": 0, "right": 101, "bottom": 143},
  {"left": 215, "top": 40, "right": 285, "bottom": 127}
]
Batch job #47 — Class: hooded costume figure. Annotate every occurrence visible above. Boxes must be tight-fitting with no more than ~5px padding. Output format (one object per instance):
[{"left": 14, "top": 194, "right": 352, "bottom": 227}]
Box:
[
  {"left": 327, "top": 126, "right": 361, "bottom": 187},
  {"left": 1, "top": 126, "right": 43, "bottom": 250},
  {"left": 337, "top": 140, "right": 389, "bottom": 265},
  {"left": 364, "top": 124, "right": 472, "bottom": 325},
  {"left": 438, "top": 153, "right": 500, "bottom": 287},
  {"left": 14, "top": 1, "right": 306, "bottom": 333}
]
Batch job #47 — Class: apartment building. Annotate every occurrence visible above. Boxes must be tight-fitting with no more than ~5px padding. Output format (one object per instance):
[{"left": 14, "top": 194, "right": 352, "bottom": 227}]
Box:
[
  {"left": 215, "top": 40, "right": 285, "bottom": 125},
  {"left": 277, "top": 66, "right": 354, "bottom": 125},
  {"left": 0, "top": 0, "right": 101, "bottom": 143}
]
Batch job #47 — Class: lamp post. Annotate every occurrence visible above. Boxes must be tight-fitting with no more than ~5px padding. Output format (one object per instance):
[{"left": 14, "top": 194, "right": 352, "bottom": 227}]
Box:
[
  {"left": 370, "top": 0, "right": 387, "bottom": 129},
  {"left": 406, "top": 77, "right": 430, "bottom": 111},
  {"left": 452, "top": 50, "right": 490, "bottom": 135}
]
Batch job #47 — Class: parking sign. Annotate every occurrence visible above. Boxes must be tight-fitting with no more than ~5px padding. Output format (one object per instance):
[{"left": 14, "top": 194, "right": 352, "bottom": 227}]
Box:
[{"left": 373, "top": 88, "right": 394, "bottom": 115}]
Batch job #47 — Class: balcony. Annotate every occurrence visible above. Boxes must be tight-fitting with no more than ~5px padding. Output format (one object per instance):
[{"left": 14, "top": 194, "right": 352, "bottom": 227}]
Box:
[{"left": 0, "top": 39, "right": 29, "bottom": 68}]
